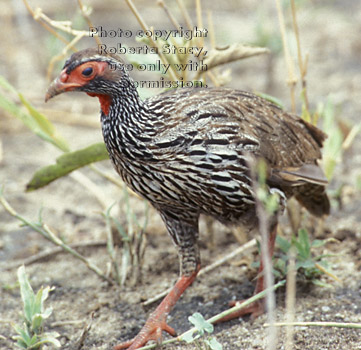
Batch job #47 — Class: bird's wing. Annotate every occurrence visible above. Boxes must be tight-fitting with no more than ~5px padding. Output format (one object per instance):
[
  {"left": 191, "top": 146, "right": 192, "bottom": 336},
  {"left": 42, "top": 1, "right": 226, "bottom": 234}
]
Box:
[{"left": 145, "top": 88, "right": 327, "bottom": 186}]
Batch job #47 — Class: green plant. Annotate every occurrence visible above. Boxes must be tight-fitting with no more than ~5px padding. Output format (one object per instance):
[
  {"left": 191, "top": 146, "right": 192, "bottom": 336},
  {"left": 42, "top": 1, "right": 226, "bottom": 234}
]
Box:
[
  {"left": 0, "top": 75, "right": 109, "bottom": 191},
  {"left": 182, "top": 312, "right": 222, "bottom": 350},
  {"left": 315, "top": 96, "right": 361, "bottom": 183},
  {"left": 103, "top": 187, "right": 149, "bottom": 286},
  {"left": 275, "top": 228, "right": 336, "bottom": 286},
  {"left": 318, "top": 98, "right": 344, "bottom": 181},
  {"left": 13, "top": 266, "right": 60, "bottom": 349},
  {"left": 0, "top": 191, "right": 113, "bottom": 284}
]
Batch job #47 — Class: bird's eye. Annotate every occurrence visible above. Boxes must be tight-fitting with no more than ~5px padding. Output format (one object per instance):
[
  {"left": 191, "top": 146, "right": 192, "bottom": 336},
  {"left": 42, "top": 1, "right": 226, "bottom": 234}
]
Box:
[{"left": 82, "top": 67, "right": 93, "bottom": 77}]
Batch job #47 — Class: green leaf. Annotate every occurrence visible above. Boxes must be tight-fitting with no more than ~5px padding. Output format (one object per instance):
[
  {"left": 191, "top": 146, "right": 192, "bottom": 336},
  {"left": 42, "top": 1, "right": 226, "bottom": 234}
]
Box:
[
  {"left": 18, "top": 94, "right": 69, "bottom": 152},
  {"left": 301, "top": 102, "right": 311, "bottom": 123},
  {"left": 31, "top": 314, "right": 43, "bottom": 334},
  {"left": 33, "top": 287, "right": 45, "bottom": 317},
  {"left": 188, "top": 312, "right": 214, "bottom": 335},
  {"left": 40, "top": 286, "right": 52, "bottom": 308},
  {"left": 265, "top": 192, "right": 279, "bottom": 214},
  {"left": 0, "top": 74, "right": 19, "bottom": 94},
  {"left": 311, "top": 279, "right": 331, "bottom": 288},
  {"left": 318, "top": 98, "right": 343, "bottom": 180},
  {"left": 296, "top": 229, "right": 311, "bottom": 260},
  {"left": 273, "top": 257, "right": 286, "bottom": 276},
  {"left": 255, "top": 91, "right": 284, "bottom": 109},
  {"left": 27, "top": 332, "right": 61, "bottom": 349},
  {"left": 28, "top": 334, "right": 38, "bottom": 346},
  {"left": 13, "top": 323, "right": 32, "bottom": 347},
  {"left": 296, "top": 260, "right": 315, "bottom": 270},
  {"left": 111, "top": 216, "right": 129, "bottom": 241},
  {"left": 311, "top": 239, "right": 326, "bottom": 248},
  {"left": 17, "top": 266, "right": 35, "bottom": 325},
  {"left": 0, "top": 76, "right": 69, "bottom": 152},
  {"left": 205, "top": 337, "right": 223, "bottom": 350},
  {"left": 276, "top": 236, "right": 291, "bottom": 254},
  {"left": 42, "top": 307, "right": 53, "bottom": 319},
  {"left": 26, "top": 143, "right": 109, "bottom": 191},
  {"left": 182, "top": 330, "right": 197, "bottom": 343}
]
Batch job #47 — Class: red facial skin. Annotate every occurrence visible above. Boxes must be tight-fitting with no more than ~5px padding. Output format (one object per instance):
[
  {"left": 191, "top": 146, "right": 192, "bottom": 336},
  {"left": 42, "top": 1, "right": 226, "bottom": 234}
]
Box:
[{"left": 45, "top": 61, "right": 112, "bottom": 115}]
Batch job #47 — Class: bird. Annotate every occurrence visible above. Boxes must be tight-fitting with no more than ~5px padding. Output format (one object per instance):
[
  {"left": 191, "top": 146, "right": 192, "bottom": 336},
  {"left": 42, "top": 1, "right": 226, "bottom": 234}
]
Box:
[{"left": 45, "top": 47, "right": 330, "bottom": 350}]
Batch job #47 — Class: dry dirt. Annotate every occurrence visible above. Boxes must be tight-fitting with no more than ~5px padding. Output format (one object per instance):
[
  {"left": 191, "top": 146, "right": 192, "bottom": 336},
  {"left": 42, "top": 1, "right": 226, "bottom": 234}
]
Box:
[{"left": 1, "top": 1, "right": 361, "bottom": 350}]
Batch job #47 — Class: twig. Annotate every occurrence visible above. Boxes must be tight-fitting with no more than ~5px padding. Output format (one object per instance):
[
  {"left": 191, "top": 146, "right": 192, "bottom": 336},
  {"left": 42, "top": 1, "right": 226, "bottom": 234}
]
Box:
[
  {"left": 207, "top": 10, "right": 216, "bottom": 49},
  {"left": 290, "top": 0, "right": 309, "bottom": 113},
  {"left": 1, "top": 240, "right": 106, "bottom": 271},
  {"left": 284, "top": 247, "right": 296, "bottom": 350},
  {"left": 176, "top": 0, "right": 193, "bottom": 30},
  {"left": 0, "top": 193, "right": 113, "bottom": 284},
  {"left": 265, "top": 321, "right": 361, "bottom": 329},
  {"left": 0, "top": 138, "right": 3, "bottom": 163},
  {"left": 124, "top": 0, "right": 179, "bottom": 81},
  {"left": 34, "top": 9, "right": 89, "bottom": 37},
  {"left": 77, "top": 0, "right": 102, "bottom": 46},
  {"left": 275, "top": 0, "right": 297, "bottom": 112},
  {"left": 22, "top": 0, "right": 75, "bottom": 50},
  {"left": 205, "top": 9, "right": 219, "bottom": 86},
  {"left": 137, "top": 281, "right": 286, "bottom": 350},
  {"left": 143, "top": 238, "right": 257, "bottom": 306},
  {"left": 48, "top": 223, "right": 113, "bottom": 284},
  {"left": 0, "top": 334, "right": 13, "bottom": 349},
  {"left": 104, "top": 205, "right": 122, "bottom": 286},
  {"left": 200, "top": 238, "right": 257, "bottom": 276},
  {"left": 315, "top": 262, "right": 341, "bottom": 283},
  {"left": 47, "top": 34, "right": 86, "bottom": 80},
  {"left": 157, "top": 0, "right": 181, "bottom": 29},
  {"left": 88, "top": 165, "right": 123, "bottom": 189},
  {"left": 342, "top": 123, "right": 361, "bottom": 151},
  {"left": 70, "top": 171, "right": 111, "bottom": 209},
  {"left": 195, "top": 0, "right": 204, "bottom": 48},
  {"left": 205, "top": 69, "right": 219, "bottom": 87},
  {"left": 24, "top": 4, "right": 94, "bottom": 79},
  {"left": 252, "top": 174, "right": 277, "bottom": 350},
  {"left": 76, "top": 312, "right": 95, "bottom": 350}
]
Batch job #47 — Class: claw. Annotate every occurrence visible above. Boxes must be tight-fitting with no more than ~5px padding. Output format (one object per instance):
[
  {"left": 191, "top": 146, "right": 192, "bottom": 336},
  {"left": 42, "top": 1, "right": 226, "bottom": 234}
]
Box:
[
  {"left": 113, "top": 319, "right": 176, "bottom": 350},
  {"left": 214, "top": 299, "right": 264, "bottom": 324},
  {"left": 114, "top": 269, "right": 199, "bottom": 350}
]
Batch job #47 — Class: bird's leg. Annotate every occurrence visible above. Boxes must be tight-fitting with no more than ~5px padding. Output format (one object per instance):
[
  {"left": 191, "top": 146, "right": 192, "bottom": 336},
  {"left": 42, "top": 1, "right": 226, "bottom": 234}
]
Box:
[
  {"left": 216, "top": 224, "right": 278, "bottom": 322},
  {"left": 114, "top": 212, "right": 200, "bottom": 350},
  {"left": 114, "top": 266, "right": 200, "bottom": 350}
]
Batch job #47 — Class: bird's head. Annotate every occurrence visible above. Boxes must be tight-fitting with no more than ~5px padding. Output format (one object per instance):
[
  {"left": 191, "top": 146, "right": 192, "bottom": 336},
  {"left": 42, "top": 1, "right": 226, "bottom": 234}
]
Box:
[{"left": 45, "top": 48, "right": 130, "bottom": 115}]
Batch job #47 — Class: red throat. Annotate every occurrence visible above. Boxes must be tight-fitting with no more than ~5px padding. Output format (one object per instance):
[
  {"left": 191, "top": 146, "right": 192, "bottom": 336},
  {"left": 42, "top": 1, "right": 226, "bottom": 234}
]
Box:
[{"left": 87, "top": 93, "right": 112, "bottom": 115}]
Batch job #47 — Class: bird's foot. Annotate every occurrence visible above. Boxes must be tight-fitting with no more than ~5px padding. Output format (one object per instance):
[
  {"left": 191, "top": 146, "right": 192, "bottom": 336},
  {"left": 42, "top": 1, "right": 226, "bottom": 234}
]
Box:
[
  {"left": 114, "top": 269, "right": 199, "bottom": 350},
  {"left": 215, "top": 299, "right": 264, "bottom": 323},
  {"left": 113, "top": 314, "right": 177, "bottom": 350}
]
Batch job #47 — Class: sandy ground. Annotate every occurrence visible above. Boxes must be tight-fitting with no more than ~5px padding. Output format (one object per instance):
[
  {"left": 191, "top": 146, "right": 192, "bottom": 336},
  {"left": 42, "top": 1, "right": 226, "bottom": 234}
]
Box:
[{"left": 0, "top": 0, "right": 361, "bottom": 349}]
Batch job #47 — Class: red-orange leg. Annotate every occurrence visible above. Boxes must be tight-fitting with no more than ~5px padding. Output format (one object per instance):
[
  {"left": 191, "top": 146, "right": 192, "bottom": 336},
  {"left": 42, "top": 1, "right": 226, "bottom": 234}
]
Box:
[
  {"left": 114, "top": 265, "right": 200, "bottom": 350},
  {"left": 216, "top": 225, "right": 277, "bottom": 322}
]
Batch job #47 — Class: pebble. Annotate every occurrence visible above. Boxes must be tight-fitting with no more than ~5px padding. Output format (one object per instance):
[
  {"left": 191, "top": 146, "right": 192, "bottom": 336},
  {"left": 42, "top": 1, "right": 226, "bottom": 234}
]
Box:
[
  {"left": 321, "top": 305, "right": 330, "bottom": 312},
  {"left": 251, "top": 338, "right": 263, "bottom": 347}
]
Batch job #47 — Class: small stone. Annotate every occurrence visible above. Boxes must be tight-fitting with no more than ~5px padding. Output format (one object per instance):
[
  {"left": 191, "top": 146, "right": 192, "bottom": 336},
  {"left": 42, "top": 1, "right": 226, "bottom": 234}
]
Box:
[
  {"left": 251, "top": 338, "right": 263, "bottom": 347},
  {"left": 321, "top": 305, "right": 330, "bottom": 312}
]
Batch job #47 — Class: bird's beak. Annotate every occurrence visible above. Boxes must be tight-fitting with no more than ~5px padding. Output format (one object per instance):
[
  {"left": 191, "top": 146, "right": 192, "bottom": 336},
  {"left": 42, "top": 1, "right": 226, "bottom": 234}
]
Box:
[{"left": 45, "top": 69, "right": 82, "bottom": 102}]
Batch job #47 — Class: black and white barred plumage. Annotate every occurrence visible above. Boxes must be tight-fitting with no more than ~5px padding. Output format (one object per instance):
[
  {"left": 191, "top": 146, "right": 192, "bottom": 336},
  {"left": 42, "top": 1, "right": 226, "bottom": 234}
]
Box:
[{"left": 47, "top": 48, "right": 330, "bottom": 276}]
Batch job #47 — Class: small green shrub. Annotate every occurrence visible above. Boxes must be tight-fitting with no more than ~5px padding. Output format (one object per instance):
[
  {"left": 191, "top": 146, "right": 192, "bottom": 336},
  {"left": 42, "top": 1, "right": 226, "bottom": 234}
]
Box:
[
  {"left": 13, "top": 266, "right": 60, "bottom": 350},
  {"left": 275, "top": 228, "right": 335, "bottom": 286},
  {"left": 182, "top": 312, "right": 222, "bottom": 350}
]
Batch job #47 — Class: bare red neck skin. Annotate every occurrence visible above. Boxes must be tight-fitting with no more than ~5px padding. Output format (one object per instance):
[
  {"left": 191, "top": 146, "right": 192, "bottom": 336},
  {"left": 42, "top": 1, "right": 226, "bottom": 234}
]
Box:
[{"left": 86, "top": 93, "right": 112, "bottom": 115}]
